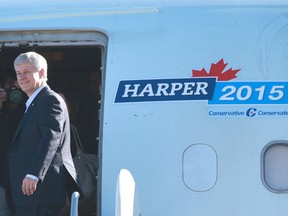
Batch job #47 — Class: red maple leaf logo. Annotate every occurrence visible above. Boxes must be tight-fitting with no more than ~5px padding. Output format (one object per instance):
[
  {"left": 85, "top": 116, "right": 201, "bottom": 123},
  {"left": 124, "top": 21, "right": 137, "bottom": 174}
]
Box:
[{"left": 192, "top": 59, "right": 240, "bottom": 81}]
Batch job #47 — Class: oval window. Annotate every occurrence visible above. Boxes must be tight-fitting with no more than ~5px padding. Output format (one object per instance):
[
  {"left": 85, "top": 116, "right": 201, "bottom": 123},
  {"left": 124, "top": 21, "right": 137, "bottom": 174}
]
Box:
[
  {"left": 182, "top": 144, "right": 217, "bottom": 191},
  {"left": 262, "top": 142, "right": 288, "bottom": 193}
]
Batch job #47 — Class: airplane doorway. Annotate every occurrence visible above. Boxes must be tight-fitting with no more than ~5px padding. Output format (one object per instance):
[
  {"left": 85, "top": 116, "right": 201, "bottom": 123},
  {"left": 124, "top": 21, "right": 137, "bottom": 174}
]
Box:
[{"left": 0, "top": 30, "right": 106, "bottom": 216}]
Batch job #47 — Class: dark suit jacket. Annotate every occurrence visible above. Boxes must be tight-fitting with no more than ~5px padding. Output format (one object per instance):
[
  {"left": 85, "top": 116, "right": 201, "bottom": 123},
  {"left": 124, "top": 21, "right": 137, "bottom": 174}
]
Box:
[
  {"left": 0, "top": 104, "right": 25, "bottom": 187},
  {"left": 7, "top": 86, "right": 81, "bottom": 207}
]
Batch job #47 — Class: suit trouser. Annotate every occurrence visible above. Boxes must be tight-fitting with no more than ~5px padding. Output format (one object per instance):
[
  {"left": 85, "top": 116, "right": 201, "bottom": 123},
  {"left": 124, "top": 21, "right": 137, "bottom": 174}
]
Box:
[
  {"left": 0, "top": 186, "right": 12, "bottom": 216},
  {"left": 14, "top": 201, "right": 65, "bottom": 216}
]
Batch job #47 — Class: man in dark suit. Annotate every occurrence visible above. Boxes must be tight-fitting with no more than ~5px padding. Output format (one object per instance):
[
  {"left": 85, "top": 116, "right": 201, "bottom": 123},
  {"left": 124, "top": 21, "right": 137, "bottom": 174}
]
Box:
[{"left": 7, "top": 51, "right": 81, "bottom": 216}]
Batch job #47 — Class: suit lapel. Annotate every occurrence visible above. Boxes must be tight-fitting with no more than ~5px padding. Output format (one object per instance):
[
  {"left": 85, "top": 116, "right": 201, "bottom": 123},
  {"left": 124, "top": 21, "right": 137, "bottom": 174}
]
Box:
[{"left": 9, "top": 86, "right": 50, "bottom": 146}]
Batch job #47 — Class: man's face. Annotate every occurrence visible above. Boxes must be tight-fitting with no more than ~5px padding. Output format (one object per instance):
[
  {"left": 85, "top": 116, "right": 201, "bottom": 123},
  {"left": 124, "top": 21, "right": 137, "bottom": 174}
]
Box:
[
  {"left": 4, "top": 78, "right": 19, "bottom": 89},
  {"left": 15, "top": 62, "right": 43, "bottom": 97}
]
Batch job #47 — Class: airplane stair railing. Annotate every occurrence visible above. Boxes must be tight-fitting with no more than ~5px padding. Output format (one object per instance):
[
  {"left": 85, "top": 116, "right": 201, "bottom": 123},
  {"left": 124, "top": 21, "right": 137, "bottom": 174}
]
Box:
[
  {"left": 70, "top": 191, "right": 80, "bottom": 216},
  {"left": 115, "top": 169, "right": 142, "bottom": 216}
]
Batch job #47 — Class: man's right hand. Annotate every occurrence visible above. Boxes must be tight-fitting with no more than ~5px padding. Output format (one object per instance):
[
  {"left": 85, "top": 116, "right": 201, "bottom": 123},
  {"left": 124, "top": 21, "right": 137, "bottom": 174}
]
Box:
[
  {"left": 22, "top": 176, "right": 38, "bottom": 196},
  {"left": 0, "top": 88, "right": 7, "bottom": 110}
]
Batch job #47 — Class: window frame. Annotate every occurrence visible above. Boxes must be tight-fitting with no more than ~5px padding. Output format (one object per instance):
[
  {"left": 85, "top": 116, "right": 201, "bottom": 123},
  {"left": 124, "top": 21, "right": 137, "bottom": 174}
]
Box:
[{"left": 261, "top": 140, "right": 288, "bottom": 193}]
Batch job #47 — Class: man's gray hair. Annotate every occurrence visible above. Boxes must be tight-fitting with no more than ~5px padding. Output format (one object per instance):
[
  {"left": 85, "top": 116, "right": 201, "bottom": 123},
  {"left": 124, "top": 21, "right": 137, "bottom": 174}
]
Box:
[{"left": 14, "top": 51, "right": 48, "bottom": 75}]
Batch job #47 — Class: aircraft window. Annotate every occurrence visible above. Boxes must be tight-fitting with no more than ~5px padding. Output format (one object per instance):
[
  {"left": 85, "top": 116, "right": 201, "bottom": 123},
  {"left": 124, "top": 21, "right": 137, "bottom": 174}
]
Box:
[
  {"left": 182, "top": 144, "right": 217, "bottom": 191},
  {"left": 261, "top": 142, "right": 288, "bottom": 193}
]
